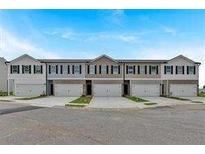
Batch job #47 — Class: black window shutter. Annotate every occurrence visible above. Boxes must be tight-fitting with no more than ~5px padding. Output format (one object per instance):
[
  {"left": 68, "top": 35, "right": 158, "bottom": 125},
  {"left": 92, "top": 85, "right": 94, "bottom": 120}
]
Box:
[
  {"left": 149, "top": 66, "right": 151, "bottom": 74},
  {"left": 48, "top": 65, "right": 50, "bottom": 74},
  {"left": 111, "top": 65, "right": 113, "bottom": 74},
  {"left": 118, "top": 65, "right": 120, "bottom": 74},
  {"left": 79, "top": 65, "right": 82, "bottom": 74},
  {"left": 87, "top": 65, "right": 90, "bottom": 74},
  {"left": 133, "top": 65, "right": 136, "bottom": 74},
  {"left": 138, "top": 65, "right": 140, "bottom": 74},
  {"left": 22, "top": 65, "right": 24, "bottom": 74},
  {"left": 164, "top": 66, "right": 166, "bottom": 74},
  {"left": 187, "top": 66, "right": 189, "bottom": 74},
  {"left": 171, "top": 66, "right": 173, "bottom": 74},
  {"left": 56, "top": 65, "right": 58, "bottom": 74},
  {"left": 194, "top": 66, "right": 196, "bottom": 74},
  {"left": 156, "top": 66, "right": 159, "bottom": 74},
  {"left": 99, "top": 65, "right": 101, "bottom": 74},
  {"left": 40, "top": 65, "right": 43, "bottom": 74},
  {"left": 182, "top": 66, "right": 184, "bottom": 74},
  {"left": 29, "top": 65, "right": 31, "bottom": 74},
  {"left": 126, "top": 65, "right": 128, "bottom": 74},
  {"left": 10, "top": 65, "right": 13, "bottom": 74},
  {"left": 72, "top": 65, "right": 74, "bottom": 74},
  {"left": 176, "top": 66, "right": 178, "bottom": 74},
  {"left": 95, "top": 65, "right": 97, "bottom": 74},
  {"left": 60, "top": 65, "right": 63, "bottom": 74},
  {"left": 145, "top": 66, "right": 147, "bottom": 74},
  {"left": 18, "top": 65, "right": 20, "bottom": 74},
  {"left": 106, "top": 65, "right": 109, "bottom": 74},
  {"left": 68, "top": 65, "right": 70, "bottom": 74},
  {"left": 34, "top": 65, "right": 36, "bottom": 74}
]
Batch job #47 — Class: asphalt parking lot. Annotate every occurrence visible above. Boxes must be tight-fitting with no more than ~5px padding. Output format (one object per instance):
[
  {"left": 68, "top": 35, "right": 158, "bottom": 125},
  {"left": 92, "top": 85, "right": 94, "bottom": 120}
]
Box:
[{"left": 0, "top": 102, "right": 205, "bottom": 144}]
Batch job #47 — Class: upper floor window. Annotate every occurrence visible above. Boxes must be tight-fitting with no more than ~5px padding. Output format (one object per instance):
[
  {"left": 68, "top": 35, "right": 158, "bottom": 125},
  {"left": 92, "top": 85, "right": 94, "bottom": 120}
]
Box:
[
  {"left": 113, "top": 65, "right": 119, "bottom": 74},
  {"left": 10, "top": 65, "right": 19, "bottom": 74},
  {"left": 34, "top": 65, "right": 43, "bottom": 74},
  {"left": 176, "top": 66, "right": 184, "bottom": 74},
  {"left": 140, "top": 66, "right": 145, "bottom": 74},
  {"left": 187, "top": 66, "right": 195, "bottom": 74},
  {"left": 22, "top": 65, "right": 31, "bottom": 74},
  {"left": 164, "top": 66, "right": 173, "bottom": 74},
  {"left": 89, "top": 65, "right": 95, "bottom": 74},
  {"left": 101, "top": 65, "right": 107, "bottom": 74},
  {"left": 127, "top": 65, "right": 135, "bottom": 74},
  {"left": 150, "top": 66, "right": 158, "bottom": 75},
  {"left": 49, "top": 65, "right": 57, "bottom": 74},
  {"left": 72, "top": 65, "right": 82, "bottom": 74}
]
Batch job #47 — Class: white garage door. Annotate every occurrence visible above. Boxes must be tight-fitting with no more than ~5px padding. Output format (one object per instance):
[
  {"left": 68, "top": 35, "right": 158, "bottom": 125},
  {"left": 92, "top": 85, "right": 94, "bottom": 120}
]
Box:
[
  {"left": 170, "top": 84, "right": 197, "bottom": 97},
  {"left": 93, "top": 84, "right": 122, "bottom": 96},
  {"left": 54, "top": 84, "right": 83, "bottom": 96},
  {"left": 132, "top": 84, "right": 160, "bottom": 97},
  {"left": 15, "top": 84, "right": 45, "bottom": 97}
]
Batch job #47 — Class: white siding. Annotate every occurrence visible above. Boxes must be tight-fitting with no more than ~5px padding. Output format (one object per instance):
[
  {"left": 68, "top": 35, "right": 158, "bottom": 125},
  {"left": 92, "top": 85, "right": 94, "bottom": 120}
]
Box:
[
  {"left": 8, "top": 56, "right": 46, "bottom": 95},
  {"left": 0, "top": 58, "right": 7, "bottom": 92},
  {"left": 161, "top": 57, "right": 199, "bottom": 80}
]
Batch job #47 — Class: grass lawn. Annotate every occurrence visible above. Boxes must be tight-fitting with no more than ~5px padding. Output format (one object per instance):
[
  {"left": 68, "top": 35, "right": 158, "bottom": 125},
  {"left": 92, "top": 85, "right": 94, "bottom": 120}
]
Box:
[
  {"left": 66, "top": 96, "right": 92, "bottom": 107},
  {"left": 0, "top": 91, "right": 8, "bottom": 96},
  {"left": 125, "top": 96, "right": 149, "bottom": 102},
  {"left": 16, "top": 95, "right": 46, "bottom": 100},
  {"left": 198, "top": 92, "right": 205, "bottom": 97},
  {"left": 144, "top": 102, "right": 157, "bottom": 105}
]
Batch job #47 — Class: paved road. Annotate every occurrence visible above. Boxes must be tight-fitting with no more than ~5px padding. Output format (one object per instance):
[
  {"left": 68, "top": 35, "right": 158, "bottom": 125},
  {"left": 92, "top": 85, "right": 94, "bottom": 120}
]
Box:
[{"left": 0, "top": 103, "right": 204, "bottom": 144}]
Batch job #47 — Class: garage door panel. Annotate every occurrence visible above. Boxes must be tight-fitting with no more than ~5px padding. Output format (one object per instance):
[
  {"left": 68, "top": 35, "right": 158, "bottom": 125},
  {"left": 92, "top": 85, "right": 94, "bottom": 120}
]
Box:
[
  {"left": 132, "top": 84, "right": 160, "bottom": 97},
  {"left": 170, "top": 84, "right": 197, "bottom": 97},
  {"left": 54, "top": 84, "right": 83, "bottom": 96},
  {"left": 15, "top": 84, "right": 45, "bottom": 97},
  {"left": 93, "top": 84, "right": 121, "bottom": 96}
]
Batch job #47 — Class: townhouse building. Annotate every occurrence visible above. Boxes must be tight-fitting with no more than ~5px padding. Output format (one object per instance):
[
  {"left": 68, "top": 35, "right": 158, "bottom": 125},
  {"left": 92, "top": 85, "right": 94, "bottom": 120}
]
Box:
[{"left": 2, "top": 54, "right": 200, "bottom": 97}]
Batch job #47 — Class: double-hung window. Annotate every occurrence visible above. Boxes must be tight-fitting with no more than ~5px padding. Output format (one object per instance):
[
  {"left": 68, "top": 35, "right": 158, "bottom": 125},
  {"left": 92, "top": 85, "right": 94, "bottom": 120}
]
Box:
[
  {"left": 11, "top": 65, "right": 19, "bottom": 74},
  {"left": 176, "top": 66, "right": 184, "bottom": 74},
  {"left": 101, "top": 65, "right": 107, "bottom": 74},
  {"left": 127, "top": 66, "right": 134, "bottom": 74},
  {"left": 150, "top": 66, "right": 158, "bottom": 75},
  {"left": 89, "top": 65, "right": 95, "bottom": 74},
  {"left": 140, "top": 66, "right": 145, "bottom": 74},
  {"left": 22, "top": 65, "right": 31, "bottom": 74},
  {"left": 164, "top": 66, "right": 173, "bottom": 74},
  {"left": 187, "top": 66, "right": 195, "bottom": 74},
  {"left": 113, "top": 65, "right": 119, "bottom": 74},
  {"left": 34, "top": 65, "right": 43, "bottom": 74},
  {"left": 74, "top": 65, "right": 81, "bottom": 74}
]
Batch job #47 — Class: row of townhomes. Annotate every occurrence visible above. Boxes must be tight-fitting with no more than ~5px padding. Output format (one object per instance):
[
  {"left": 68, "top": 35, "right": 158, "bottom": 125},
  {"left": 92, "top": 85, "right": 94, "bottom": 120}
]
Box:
[{"left": 0, "top": 54, "right": 201, "bottom": 97}]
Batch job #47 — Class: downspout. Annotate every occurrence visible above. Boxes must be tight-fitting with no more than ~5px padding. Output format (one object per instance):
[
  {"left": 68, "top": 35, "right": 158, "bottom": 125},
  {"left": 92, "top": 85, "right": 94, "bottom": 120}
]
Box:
[
  {"left": 45, "top": 62, "right": 48, "bottom": 95},
  {"left": 123, "top": 62, "right": 125, "bottom": 96}
]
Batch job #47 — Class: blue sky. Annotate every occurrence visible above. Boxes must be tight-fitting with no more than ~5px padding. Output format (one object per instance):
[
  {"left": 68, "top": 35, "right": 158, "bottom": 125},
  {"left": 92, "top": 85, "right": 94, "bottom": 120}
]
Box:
[{"left": 0, "top": 9, "right": 204, "bottom": 86}]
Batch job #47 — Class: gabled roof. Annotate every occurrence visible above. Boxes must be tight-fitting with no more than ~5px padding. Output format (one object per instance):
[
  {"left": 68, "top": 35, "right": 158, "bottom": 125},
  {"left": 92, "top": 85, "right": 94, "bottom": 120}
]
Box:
[
  {"left": 90, "top": 54, "right": 118, "bottom": 63},
  {"left": 9, "top": 54, "right": 40, "bottom": 64},
  {"left": 169, "top": 55, "right": 200, "bottom": 64}
]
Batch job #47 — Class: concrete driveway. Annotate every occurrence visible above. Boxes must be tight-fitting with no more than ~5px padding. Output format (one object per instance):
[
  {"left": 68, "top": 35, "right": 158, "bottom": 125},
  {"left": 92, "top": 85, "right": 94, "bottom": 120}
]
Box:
[
  {"left": 141, "top": 96, "right": 192, "bottom": 107},
  {"left": 181, "top": 97, "right": 205, "bottom": 104},
  {"left": 15, "top": 96, "right": 78, "bottom": 107},
  {"left": 87, "top": 97, "right": 140, "bottom": 109}
]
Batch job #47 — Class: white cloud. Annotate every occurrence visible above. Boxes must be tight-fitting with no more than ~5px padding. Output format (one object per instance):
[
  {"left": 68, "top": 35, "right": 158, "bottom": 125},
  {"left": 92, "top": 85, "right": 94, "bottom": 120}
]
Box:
[
  {"left": 44, "top": 28, "right": 75, "bottom": 40},
  {"left": 0, "top": 27, "right": 60, "bottom": 60}
]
